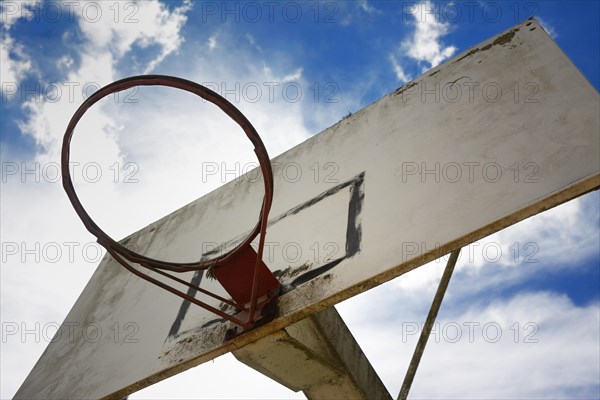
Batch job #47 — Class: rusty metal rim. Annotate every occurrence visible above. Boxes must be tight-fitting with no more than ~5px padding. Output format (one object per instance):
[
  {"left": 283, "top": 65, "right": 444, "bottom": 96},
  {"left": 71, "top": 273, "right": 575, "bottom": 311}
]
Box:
[{"left": 61, "top": 75, "right": 273, "bottom": 272}]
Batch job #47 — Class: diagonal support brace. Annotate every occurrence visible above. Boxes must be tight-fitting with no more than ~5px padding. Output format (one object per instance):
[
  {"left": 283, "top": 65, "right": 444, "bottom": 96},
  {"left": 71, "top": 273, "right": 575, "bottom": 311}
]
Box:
[{"left": 398, "top": 248, "right": 461, "bottom": 400}]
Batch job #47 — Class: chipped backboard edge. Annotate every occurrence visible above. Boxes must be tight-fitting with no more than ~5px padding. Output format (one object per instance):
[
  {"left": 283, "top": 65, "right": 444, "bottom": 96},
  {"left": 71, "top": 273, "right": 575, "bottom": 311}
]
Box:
[{"left": 105, "top": 164, "right": 599, "bottom": 400}]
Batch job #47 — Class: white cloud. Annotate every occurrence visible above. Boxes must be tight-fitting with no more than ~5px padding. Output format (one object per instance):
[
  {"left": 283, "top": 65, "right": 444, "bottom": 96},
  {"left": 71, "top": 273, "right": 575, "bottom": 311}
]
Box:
[
  {"left": 262, "top": 66, "right": 303, "bottom": 83},
  {"left": 0, "top": 1, "right": 36, "bottom": 94},
  {"left": 72, "top": 0, "right": 192, "bottom": 73},
  {"left": 538, "top": 17, "right": 558, "bottom": 39},
  {"left": 207, "top": 34, "right": 217, "bottom": 50},
  {"left": 131, "top": 353, "right": 304, "bottom": 399},
  {"left": 390, "top": 0, "right": 457, "bottom": 80},
  {"left": 16, "top": 0, "right": 192, "bottom": 161},
  {"left": 404, "top": 12, "right": 456, "bottom": 70},
  {"left": 416, "top": 293, "right": 599, "bottom": 398},
  {"left": 336, "top": 1, "right": 381, "bottom": 27},
  {"left": 57, "top": 55, "right": 74, "bottom": 69},
  {"left": 0, "top": 0, "right": 36, "bottom": 29},
  {"left": 245, "top": 32, "right": 263, "bottom": 52},
  {"left": 338, "top": 290, "right": 600, "bottom": 398},
  {"left": 358, "top": 0, "right": 379, "bottom": 14},
  {"left": 0, "top": 35, "right": 31, "bottom": 89},
  {"left": 246, "top": 32, "right": 256, "bottom": 46},
  {"left": 390, "top": 54, "right": 411, "bottom": 83}
]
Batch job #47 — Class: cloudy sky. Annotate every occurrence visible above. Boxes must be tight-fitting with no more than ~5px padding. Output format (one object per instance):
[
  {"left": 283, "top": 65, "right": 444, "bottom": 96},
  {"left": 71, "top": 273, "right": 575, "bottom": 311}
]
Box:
[{"left": 1, "top": 0, "right": 599, "bottom": 399}]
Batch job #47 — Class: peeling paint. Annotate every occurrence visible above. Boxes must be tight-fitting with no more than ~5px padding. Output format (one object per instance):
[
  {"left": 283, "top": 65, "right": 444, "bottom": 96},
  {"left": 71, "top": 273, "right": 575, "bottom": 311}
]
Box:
[
  {"left": 453, "top": 27, "right": 520, "bottom": 64},
  {"left": 273, "top": 262, "right": 313, "bottom": 280},
  {"left": 453, "top": 48, "right": 481, "bottom": 64},
  {"left": 393, "top": 81, "right": 417, "bottom": 96},
  {"left": 492, "top": 29, "right": 517, "bottom": 46}
]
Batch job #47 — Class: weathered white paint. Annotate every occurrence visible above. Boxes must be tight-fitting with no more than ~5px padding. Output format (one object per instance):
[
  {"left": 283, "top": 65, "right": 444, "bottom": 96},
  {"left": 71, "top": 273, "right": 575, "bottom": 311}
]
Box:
[{"left": 16, "top": 19, "right": 599, "bottom": 399}]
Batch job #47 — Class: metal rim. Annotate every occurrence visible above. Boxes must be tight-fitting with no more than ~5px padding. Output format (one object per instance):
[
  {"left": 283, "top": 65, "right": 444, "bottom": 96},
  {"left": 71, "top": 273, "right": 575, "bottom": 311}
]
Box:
[{"left": 61, "top": 75, "right": 273, "bottom": 272}]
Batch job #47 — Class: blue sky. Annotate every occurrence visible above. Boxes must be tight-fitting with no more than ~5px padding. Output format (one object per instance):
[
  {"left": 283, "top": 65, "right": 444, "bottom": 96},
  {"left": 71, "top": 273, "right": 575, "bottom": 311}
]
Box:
[{"left": 1, "top": 1, "right": 599, "bottom": 398}]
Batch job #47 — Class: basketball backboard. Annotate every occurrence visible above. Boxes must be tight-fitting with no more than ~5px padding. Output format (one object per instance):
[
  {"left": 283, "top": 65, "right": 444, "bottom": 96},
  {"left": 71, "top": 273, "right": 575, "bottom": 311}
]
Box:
[{"left": 15, "top": 18, "right": 599, "bottom": 399}]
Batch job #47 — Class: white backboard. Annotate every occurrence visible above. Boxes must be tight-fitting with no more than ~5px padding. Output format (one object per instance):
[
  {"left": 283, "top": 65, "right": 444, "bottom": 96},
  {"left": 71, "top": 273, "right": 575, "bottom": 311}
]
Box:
[{"left": 16, "top": 19, "right": 599, "bottom": 399}]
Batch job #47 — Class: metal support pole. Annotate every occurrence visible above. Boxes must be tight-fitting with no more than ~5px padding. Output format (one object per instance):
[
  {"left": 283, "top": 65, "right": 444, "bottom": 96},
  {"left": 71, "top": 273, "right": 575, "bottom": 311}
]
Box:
[{"left": 398, "top": 248, "right": 461, "bottom": 400}]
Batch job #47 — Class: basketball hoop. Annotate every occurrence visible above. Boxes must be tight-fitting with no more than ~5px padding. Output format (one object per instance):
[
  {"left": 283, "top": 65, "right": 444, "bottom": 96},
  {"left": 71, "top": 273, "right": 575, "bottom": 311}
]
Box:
[{"left": 62, "top": 75, "right": 280, "bottom": 334}]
